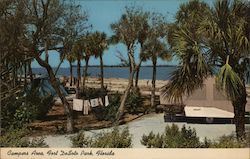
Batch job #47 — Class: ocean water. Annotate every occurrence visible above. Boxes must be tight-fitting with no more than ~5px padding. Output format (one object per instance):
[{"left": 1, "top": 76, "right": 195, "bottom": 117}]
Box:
[{"left": 32, "top": 66, "right": 176, "bottom": 80}]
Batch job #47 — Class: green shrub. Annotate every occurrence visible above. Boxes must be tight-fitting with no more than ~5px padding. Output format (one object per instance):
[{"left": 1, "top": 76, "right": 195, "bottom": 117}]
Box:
[
  {"left": 70, "top": 132, "right": 93, "bottom": 148},
  {"left": 141, "top": 124, "right": 249, "bottom": 148},
  {"left": 1, "top": 89, "right": 53, "bottom": 129},
  {"left": 141, "top": 132, "right": 163, "bottom": 148},
  {"left": 28, "top": 137, "right": 49, "bottom": 148},
  {"left": 0, "top": 128, "right": 48, "bottom": 147},
  {"left": 93, "top": 94, "right": 120, "bottom": 122},
  {"left": 207, "top": 134, "right": 248, "bottom": 148},
  {"left": 178, "top": 125, "right": 200, "bottom": 148},
  {"left": 246, "top": 132, "right": 250, "bottom": 147},
  {"left": 92, "top": 127, "right": 132, "bottom": 148},
  {"left": 80, "top": 87, "right": 107, "bottom": 99},
  {"left": 200, "top": 137, "right": 212, "bottom": 148},
  {"left": 1, "top": 94, "right": 24, "bottom": 129},
  {"left": 126, "top": 87, "right": 143, "bottom": 114},
  {"left": 71, "top": 127, "right": 132, "bottom": 148},
  {"left": 141, "top": 124, "right": 201, "bottom": 148},
  {"left": 13, "top": 106, "right": 35, "bottom": 128},
  {"left": 0, "top": 128, "right": 30, "bottom": 147},
  {"left": 24, "top": 88, "right": 54, "bottom": 119}
]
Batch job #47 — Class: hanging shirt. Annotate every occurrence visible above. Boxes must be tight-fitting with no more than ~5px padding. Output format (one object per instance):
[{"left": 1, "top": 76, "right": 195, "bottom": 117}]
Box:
[
  {"left": 84, "top": 100, "right": 91, "bottom": 111},
  {"left": 105, "top": 95, "right": 109, "bottom": 107},
  {"left": 73, "top": 99, "right": 83, "bottom": 111},
  {"left": 90, "top": 98, "right": 99, "bottom": 107},
  {"left": 83, "top": 104, "right": 89, "bottom": 115},
  {"left": 98, "top": 97, "right": 104, "bottom": 106}
]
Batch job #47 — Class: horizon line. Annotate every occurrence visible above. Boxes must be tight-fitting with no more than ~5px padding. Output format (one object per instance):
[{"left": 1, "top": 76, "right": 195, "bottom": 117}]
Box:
[{"left": 32, "top": 64, "right": 178, "bottom": 69}]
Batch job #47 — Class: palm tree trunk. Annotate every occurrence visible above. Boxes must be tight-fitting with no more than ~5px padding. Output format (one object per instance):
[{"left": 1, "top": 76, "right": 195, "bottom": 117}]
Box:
[
  {"left": 100, "top": 54, "right": 104, "bottom": 89},
  {"left": 69, "top": 61, "right": 73, "bottom": 86},
  {"left": 151, "top": 58, "right": 157, "bottom": 108},
  {"left": 232, "top": 84, "right": 247, "bottom": 140},
  {"left": 116, "top": 69, "right": 136, "bottom": 121},
  {"left": 135, "top": 65, "right": 140, "bottom": 87},
  {"left": 76, "top": 57, "right": 81, "bottom": 99},
  {"left": 116, "top": 44, "right": 138, "bottom": 121},
  {"left": 34, "top": 55, "right": 74, "bottom": 133},
  {"left": 129, "top": 59, "right": 133, "bottom": 87},
  {"left": 54, "top": 57, "right": 65, "bottom": 76},
  {"left": 135, "top": 61, "right": 142, "bottom": 87},
  {"left": 82, "top": 58, "right": 89, "bottom": 88}
]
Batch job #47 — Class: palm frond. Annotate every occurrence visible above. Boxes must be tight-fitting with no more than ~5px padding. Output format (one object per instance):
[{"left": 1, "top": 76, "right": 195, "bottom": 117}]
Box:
[
  {"left": 216, "top": 56, "right": 243, "bottom": 100},
  {"left": 163, "top": 26, "right": 211, "bottom": 103}
]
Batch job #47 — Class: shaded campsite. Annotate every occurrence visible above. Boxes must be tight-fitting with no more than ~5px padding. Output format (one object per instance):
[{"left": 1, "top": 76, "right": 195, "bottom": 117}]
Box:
[
  {"left": 28, "top": 77, "right": 157, "bottom": 136},
  {"left": 29, "top": 103, "right": 144, "bottom": 136}
]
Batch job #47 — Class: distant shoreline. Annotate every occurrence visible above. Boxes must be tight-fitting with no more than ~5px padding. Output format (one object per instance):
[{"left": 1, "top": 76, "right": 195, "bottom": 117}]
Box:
[
  {"left": 32, "top": 65, "right": 177, "bottom": 69},
  {"left": 32, "top": 66, "right": 176, "bottom": 80},
  {"left": 85, "top": 65, "right": 177, "bottom": 68}
]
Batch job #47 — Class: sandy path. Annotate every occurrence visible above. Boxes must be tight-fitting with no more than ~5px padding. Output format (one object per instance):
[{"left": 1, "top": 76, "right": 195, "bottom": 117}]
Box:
[{"left": 43, "top": 113, "right": 249, "bottom": 148}]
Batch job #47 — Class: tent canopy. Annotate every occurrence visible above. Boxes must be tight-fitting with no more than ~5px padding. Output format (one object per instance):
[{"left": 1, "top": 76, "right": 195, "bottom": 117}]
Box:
[{"left": 28, "top": 75, "right": 68, "bottom": 97}]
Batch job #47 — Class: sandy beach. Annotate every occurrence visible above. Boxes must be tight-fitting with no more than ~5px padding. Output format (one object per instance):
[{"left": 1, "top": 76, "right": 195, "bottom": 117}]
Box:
[{"left": 62, "top": 77, "right": 169, "bottom": 95}]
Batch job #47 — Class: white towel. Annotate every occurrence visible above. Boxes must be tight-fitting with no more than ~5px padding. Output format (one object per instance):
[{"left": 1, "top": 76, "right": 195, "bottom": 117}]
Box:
[
  {"left": 105, "top": 95, "right": 109, "bottom": 107},
  {"left": 73, "top": 99, "right": 83, "bottom": 111},
  {"left": 98, "top": 98, "right": 103, "bottom": 106},
  {"left": 84, "top": 100, "right": 91, "bottom": 110},
  {"left": 83, "top": 104, "right": 89, "bottom": 115},
  {"left": 90, "top": 98, "right": 99, "bottom": 107}
]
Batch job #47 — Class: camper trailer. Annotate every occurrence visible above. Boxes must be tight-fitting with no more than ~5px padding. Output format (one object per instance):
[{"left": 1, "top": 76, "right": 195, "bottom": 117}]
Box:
[{"left": 159, "top": 77, "right": 250, "bottom": 123}]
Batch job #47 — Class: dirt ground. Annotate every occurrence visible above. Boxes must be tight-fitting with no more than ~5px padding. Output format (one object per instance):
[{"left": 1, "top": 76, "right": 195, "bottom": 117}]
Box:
[
  {"left": 29, "top": 99, "right": 149, "bottom": 136},
  {"left": 28, "top": 78, "right": 162, "bottom": 136}
]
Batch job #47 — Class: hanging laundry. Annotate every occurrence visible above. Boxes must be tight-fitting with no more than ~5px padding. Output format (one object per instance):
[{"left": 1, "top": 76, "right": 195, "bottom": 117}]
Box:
[
  {"left": 83, "top": 104, "right": 89, "bottom": 115},
  {"left": 90, "top": 98, "right": 99, "bottom": 107},
  {"left": 84, "top": 100, "right": 91, "bottom": 111},
  {"left": 105, "top": 95, "right": 109, "bottom": 107},
  {"left": 73, "top": 99, "right": 83, "bottom": 111},
  {"left": 98, "top": 97, "right": 104, "bottom": 106}
]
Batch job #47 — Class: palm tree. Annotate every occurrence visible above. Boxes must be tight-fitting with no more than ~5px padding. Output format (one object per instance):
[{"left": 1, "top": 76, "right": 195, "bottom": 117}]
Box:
[
  {"left": 164, "top": 0, "right": 250, "bottom": 140},
  {"left": 138, "top": 13, "right": 170, "bottom": 109},
  {"left": 144, "top": 40, "right": 170, "bottom": 108},
  {"left": 91, "top": 31, "right": 109, "bottom": 89},
  {"left": 111, "top": 6, "right": 149, "bottom": 121},
  {"left": 72, "top": 39, "right": 83, "bottom": 98},
  {"left": 81, "top": 33, "right": 93, "bottom": 88},
  {"left": 56, "top": 48, "right": 76, "bottom": 87},
  {"left": 56, "top": 39, "right": 77, "bottom": 87},
  {"left": 67, "top": 53, "right": 76, "bottom": 86},
  {"left": 134, "top": 19, "right": 150, "bottom": 88}
]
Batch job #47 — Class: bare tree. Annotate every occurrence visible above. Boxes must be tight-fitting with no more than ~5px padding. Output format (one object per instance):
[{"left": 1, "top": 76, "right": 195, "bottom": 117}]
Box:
[{"left": 22, "top": 0, "right": 88, "bottom": 133}]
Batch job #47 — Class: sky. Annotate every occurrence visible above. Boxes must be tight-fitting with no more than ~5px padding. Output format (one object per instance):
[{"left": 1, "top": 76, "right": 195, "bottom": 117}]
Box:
[{"left": 32, "top": 0, "right": 214, "bottom": 68}]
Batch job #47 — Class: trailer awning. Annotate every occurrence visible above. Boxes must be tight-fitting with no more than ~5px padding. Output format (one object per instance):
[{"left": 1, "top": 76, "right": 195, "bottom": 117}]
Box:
[{"left": 185, "top": 106, "right": 234, "bottom": 118}]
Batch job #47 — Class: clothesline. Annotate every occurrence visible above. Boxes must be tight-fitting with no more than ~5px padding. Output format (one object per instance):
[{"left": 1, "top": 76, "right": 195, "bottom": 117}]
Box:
[{"left": 73, "top": 95, "right": 110, "bottom": 115}]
